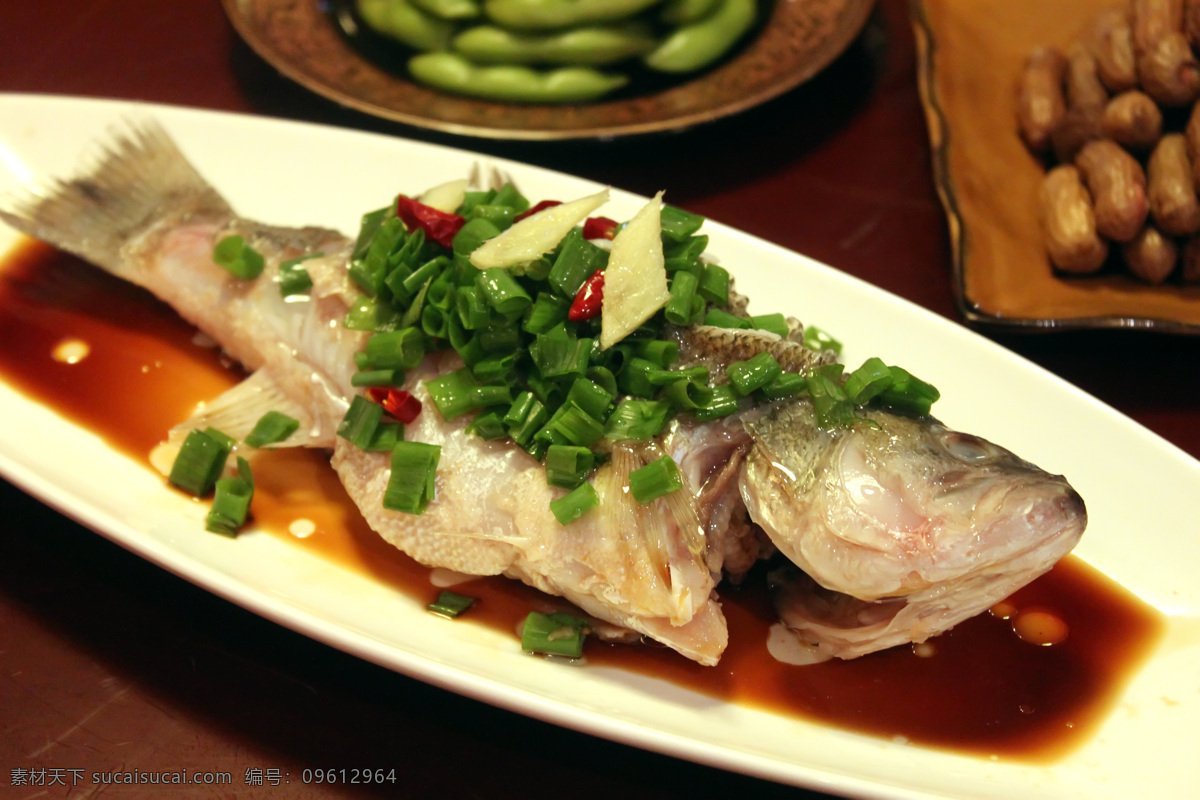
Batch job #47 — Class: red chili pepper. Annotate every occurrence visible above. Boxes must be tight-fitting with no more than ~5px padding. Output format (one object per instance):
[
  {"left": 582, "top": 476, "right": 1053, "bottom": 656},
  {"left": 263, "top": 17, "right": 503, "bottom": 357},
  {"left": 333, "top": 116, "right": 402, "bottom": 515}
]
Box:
[
  {"left": 395, "top": 196, "right": 466, "bottom": 249},
  {"left": 369, "top": 387, "right": 422, "bottom": 424},
  {"left": 583, "top": 216, "right": 619, "bottom": 240},
  {"left": 568, "top": 269, "right": 605, "bottom": 322},
  {"left": 513, "top": 199, "right": 561, "bottom": 223}
]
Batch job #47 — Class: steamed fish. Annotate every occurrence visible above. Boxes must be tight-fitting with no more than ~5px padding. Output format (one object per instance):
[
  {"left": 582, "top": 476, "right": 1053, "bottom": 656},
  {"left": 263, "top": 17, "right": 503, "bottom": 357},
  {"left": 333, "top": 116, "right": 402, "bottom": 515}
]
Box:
[{"left": 0, "top": 122, "right": 1086, "bottom": 667}]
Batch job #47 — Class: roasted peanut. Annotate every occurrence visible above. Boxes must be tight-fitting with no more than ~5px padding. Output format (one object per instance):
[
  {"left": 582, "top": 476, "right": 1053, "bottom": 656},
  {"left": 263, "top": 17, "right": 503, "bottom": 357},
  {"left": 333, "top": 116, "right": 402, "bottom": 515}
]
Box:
[
  {"left": 1091, "top": 9, "right": 1139, "bottom": 92},
  {"left": 1137, "top": 31, "right": 1200, "bottom": 105},
  {"left": 1075, "top": 139, "right": 1150, "bottom": 242},
  {"left": 1039, "top": 165, "right": 1110, "bottom": 273},
  {"left": 1132, "top": 0, "right": 1184, "bottom": 55},
  {"left": 1123, "top": 225, "right": 1179, "bottom": 282},
  {"left": 1148, "top": 133, "right": 1200, "bottom": 234},
  {"left": 1051, "top": 107, "right": 1104, "bottom": 163},
  {"left": 1018, "top": 47, "right": 1068, "bottom": 152},
  {"left": 1101, "top": 90, "right": 1164, "bottom": 148},
  {"left": 1065, "top": 42, "right": 1111, "bottom": 110}
]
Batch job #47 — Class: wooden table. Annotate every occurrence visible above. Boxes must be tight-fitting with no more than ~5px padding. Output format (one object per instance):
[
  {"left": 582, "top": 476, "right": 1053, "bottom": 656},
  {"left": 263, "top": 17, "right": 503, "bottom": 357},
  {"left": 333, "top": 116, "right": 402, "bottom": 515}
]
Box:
[{"left": 2, "top": 1, "right": 1196, "bottom": 798}]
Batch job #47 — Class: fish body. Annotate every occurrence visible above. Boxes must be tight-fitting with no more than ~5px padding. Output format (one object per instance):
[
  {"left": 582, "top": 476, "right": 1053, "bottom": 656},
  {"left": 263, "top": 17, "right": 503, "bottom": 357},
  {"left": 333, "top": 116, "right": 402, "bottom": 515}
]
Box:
[{"left": 0, "top": 122, "right": 1087, "bottom": 667}]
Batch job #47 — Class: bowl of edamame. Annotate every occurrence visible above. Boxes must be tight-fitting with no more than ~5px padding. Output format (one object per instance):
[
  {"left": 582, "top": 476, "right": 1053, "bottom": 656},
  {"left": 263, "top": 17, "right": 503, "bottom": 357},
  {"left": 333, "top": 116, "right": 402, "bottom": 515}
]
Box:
[{"left": 223, "top": 0, "right": 875, "bottom": 139}]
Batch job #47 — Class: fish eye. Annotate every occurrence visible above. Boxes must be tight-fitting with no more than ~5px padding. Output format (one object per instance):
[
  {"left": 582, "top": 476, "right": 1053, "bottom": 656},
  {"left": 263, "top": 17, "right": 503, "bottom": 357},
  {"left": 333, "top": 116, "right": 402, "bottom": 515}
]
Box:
[{"left": 942, "top": 432, "right": 994, "bottom": 462}]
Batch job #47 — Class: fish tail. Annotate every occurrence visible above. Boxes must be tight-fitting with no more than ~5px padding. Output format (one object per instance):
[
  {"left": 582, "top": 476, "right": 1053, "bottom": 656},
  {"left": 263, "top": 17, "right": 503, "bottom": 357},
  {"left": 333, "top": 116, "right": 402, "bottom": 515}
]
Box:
[{"left": 0, "top": 120, "right": 232, "bottom": 276}]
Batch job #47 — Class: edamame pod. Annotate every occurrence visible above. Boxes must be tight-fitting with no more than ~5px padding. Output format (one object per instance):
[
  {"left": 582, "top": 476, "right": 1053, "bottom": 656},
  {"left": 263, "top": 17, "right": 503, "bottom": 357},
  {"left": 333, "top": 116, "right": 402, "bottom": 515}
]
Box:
[
  {"left": 482, "top": 0, "right": 664, "bottom": 31},
  {"left": 659, "top": 0, "right": 721, "bottom": 25},
  {"left": 644, "top": 0, "right": 756, "bottom": 73},
  {"left": 409, "top": 52, "right": 629, "bottom": 102},
  {"left": 356, "top": 0, "right": 456, "bottom": 52},
  {"left": 410, "top": 0, "right": 482, "bottom": 20},
  {"left": 452, "top": 24, "right": 657, "bottom": 66}
]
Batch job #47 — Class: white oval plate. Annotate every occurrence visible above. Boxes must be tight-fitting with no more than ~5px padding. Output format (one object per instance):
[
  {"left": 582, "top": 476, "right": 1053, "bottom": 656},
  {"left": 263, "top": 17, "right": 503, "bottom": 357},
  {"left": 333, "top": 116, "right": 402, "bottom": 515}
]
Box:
[{"left": 1, "top": 93, "right": 1198, "bottom": 800}]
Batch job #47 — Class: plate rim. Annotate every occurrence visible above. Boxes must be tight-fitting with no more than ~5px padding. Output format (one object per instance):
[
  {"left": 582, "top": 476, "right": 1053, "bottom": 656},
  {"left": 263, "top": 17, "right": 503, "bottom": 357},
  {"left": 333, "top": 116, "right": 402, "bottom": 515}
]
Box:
[{"left": 221, "top": 0, "right": 877, "bottom": 141}]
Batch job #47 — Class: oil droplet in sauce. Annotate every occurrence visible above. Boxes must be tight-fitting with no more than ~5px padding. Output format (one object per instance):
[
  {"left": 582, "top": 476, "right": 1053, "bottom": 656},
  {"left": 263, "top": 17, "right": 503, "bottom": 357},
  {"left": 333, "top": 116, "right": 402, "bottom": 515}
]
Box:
[
  {"left": 52, "top": 336, "right": 90, "bottom": 364},
  {"left": 0, "top": 241, "right": 1167, "bottom": 762}
]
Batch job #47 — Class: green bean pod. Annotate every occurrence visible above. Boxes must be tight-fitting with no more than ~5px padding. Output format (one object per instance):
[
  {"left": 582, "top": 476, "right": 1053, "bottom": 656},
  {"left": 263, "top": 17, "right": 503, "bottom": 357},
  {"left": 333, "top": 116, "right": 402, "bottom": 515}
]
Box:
[
  {"left": 409, "top": 52, "right": 629, "bottom": 102},
  {"left": 482, "top": 0, "right": 664, "bottom": 30},
  {"left": 644, "top": 0, "right": 756, "bottom": 73},
  {"left": 659, "top": 0, "right": 721, "bottom": 25},
  {"left": 452, "top": 24, "right": 657, "bottom": 66},
  {"left": 410, "top": 0, "right": 482, "bottom": 19},
  {"left": 356, "top": 0, "right": 456, "bottom": 51}
]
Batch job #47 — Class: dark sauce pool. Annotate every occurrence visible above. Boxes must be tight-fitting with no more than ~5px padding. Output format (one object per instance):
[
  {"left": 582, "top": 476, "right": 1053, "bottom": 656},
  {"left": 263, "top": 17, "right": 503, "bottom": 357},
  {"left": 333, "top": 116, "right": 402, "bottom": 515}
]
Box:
[{"left": 0, "top": 239, "right": 1165, "bottom": 762}]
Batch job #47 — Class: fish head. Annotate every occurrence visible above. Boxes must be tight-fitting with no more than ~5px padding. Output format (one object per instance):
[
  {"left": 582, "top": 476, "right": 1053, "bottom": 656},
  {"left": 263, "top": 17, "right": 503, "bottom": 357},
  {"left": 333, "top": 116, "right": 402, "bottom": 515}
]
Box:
[{"left": 740, "top": 400, "right": 1087, "bottom": 658}]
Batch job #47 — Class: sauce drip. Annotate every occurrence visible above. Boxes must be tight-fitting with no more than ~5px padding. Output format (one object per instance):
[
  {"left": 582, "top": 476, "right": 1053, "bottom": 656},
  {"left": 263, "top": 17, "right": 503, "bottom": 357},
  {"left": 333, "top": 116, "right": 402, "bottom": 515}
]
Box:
[{"left": 0, "top": 240, "right": 1165, "bottom": 762}]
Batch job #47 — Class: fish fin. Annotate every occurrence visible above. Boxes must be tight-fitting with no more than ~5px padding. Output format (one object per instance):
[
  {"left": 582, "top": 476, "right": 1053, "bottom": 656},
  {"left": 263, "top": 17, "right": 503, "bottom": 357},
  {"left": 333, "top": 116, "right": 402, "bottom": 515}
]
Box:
[
  {"left": 148, "top": 369, "right": 327, "bottom": 476},
  {"left": 598, "top": 443, "right": 711, "bottom": 624},
  {"left": 0, "top": 120, "right": 232, "bottom": 276}
]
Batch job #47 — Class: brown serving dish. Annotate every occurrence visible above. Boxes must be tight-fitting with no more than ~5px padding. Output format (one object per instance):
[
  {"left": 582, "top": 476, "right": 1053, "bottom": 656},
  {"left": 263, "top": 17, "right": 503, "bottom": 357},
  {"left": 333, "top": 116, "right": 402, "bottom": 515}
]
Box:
[
  {"left": 223, "top": 0, "right": 875, "bottom": 140},
  {"left": 914, "top": 0, "right": 1200, "bottom": 333}
]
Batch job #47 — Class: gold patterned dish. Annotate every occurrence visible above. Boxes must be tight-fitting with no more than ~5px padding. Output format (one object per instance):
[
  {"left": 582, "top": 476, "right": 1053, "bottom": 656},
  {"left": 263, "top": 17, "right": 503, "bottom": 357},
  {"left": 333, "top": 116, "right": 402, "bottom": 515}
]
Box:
[
  {"left": 914, "top": 0, "right": 1200, "bottom": 334},
  {"left": 222, "top": 0, "right": 875, "bottom": 140}
]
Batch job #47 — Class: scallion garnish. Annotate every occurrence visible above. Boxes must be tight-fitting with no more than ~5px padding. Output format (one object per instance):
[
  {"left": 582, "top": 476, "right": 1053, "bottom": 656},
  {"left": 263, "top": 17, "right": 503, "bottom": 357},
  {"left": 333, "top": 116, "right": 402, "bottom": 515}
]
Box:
[
  {"left": 212, "top": 235, "right": 265, "bottom": 280},
  {"left": 844, "top": 357, "right": 893, "bottom": 404},
  {"left": 727, "top": 351, "right": 783, "bottom": 396},
  {"left": 803, "top": 325, "right": 843, "bottom": 354},
  {"left": 521, "top": 611, "right": 589, "bottom": 658},
  {"left": 206, "top": 457, "right": 254, "bottom": 537},
  {"left": 427, "top": 590, "right": 477, "bottom": 618},
  {"left": 244, "top": 410, "right": 301, "bottom": 448},
  {"left": 168, "top": 427, "right": 233, "bottom": 497},
  {"left": 878, "top": 366, "right": 940, "bottom": 417},
  {"left": 629, "top": 455, "right": 684, "bottom": 503},
  {"left": 383, "top": 441, "right": 440, "bottom": 514},
  {"left": 550, "top": 482, "right": 600, "bottom": 525},
  {"left": 544, "top": 445, "right": 596, "bottom": 489},
  {"left": 364, "top": 327, "right": 426, "bottom": 370},
  {"left": 337, "top": 395, "right": 384, "bottom": 449},
  {"left": 278, "top": 253, "right": 319, "bottom": 296},
  {"left": 605, "top": 399, "right": 671, "bottom": 441}
]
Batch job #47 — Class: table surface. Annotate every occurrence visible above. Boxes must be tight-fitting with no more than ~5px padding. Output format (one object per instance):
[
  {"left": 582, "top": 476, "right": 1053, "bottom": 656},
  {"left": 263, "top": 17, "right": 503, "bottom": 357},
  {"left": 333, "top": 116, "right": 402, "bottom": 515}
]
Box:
[{"left": 2, "top": 2, "right": 1197, "bottom": 799}]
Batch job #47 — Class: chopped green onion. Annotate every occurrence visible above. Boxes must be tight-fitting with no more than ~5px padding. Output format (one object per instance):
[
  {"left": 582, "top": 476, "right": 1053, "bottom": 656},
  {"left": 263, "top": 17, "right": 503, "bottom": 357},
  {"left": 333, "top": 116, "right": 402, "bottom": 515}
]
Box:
[
  {"left": 337, "top": 395, "right": 384, "bottom": 449},
  {"left": 566, "top": 377, "right": 614, "bottom": 421},
  {"left": 206, "top": 457, "right": 254, "bottom": 537},
  {"left": 844, "top": 357, "right": 893, "bottom": 405},
  {"left": 367, "top": 421, "right": 404, "bottom": 452},
  {"left": 749, "top": 313, "right": 790, "bottom": 338},
  {"left": 704, "top": 308, "right": 750, "bottom": 329},
  {"left": 278, "top": 253, "right": 319, "bottom": 296},
  {"left": 453, "top": 217, "right": 502, "bottom": 255},
  {"left": 544, "top": 445, "right": 596, "bottom": 489},
  {"left": 523, "top": 292, "right": 570, "bottom": 334},
  {"left": 212, "top": 235, "right": 265, "bottom": 280},
  {"left": 467, "top": 410, "right": 507, "bottom": 440},
  {"left": 605, "top": 399, "right": 671, "bottom": 441},
  {"left": 477, "top": 268, "right": 532, "bottom": 316},
  {"left": 427, "top": 590, "right": 476, "bottom": 618},
  {"left": 690, "top": 384, "right": 741, "bottom": 421},
  {"left": 664, "top": 270, "right": 700, "bottom": 326},
  {"left": 521, "top": 611, "right": 588, "bottom": 658},
  {"left": 244, "top": 410, "right": 300, "bottom": 448},
  {"left": 808, "top": 364, "right": 857, "bottom": 428},
  {"left": 877, "top": 366, "right": 940, "bottom": 416},
  {"left": 661, "top": 375, "right": 712, "bottom": 410},
  {"left": 364, "top": 327, "right": 426, "bottom": 370},
  {"left": 727, "top": 351, "right": 783, "bottom": 396},
  {"left": 629, "top": 455, "right": 684, "bottom": 503},
  {"left": 659, "top": 205, "right": 706, "bottom": 243},
  {"left": 758, "top": 371, "right": 807, "bottom": 400},
  {"left": 168, "top": 428, "right": 233, "bottom": 497},
  {"left": 425, "top": 368, "right": 482, "bottom": 421},
  {"left": 803, "top": 325, "right": 843, "bottom": 354},
  {"left": 351, "top": 368, "right": 404, "bottom": 388},
  {"left": 505, "top": 391, "right": 549, "bottom": 447},
  {"left": 697, "top": 263, "right": 730, "bottom": 305},
  {"left": 548, "top": 228, "right": 607, "bottom": 299},
  {"left": 548, "top": 402, "right": 605, "bottom": 447},
  {"left": 550, "top": 482, "right": 600, "bottom": 525},
  {"left": 634, "top": 339, "right": 678, "bottom": 369},
  {"left": 343, "top": 295, "right": 403, "bottom": 332},
  {"left": 383, "top": 441, "right": 440, "bottom": 514}
]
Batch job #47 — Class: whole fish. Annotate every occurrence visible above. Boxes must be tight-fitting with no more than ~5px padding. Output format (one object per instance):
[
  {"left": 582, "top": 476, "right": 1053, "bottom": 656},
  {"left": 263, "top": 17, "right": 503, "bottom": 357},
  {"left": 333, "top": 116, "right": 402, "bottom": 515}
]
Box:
[{"left": 0, "top": 122, "right": 1087, "bottom": 667}]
